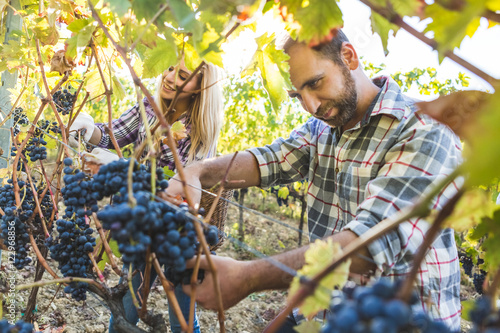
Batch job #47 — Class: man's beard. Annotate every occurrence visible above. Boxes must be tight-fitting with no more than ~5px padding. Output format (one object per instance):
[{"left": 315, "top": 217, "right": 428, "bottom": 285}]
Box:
[{"left": 316, "top": 66, "right": 358, "bottom": 128}]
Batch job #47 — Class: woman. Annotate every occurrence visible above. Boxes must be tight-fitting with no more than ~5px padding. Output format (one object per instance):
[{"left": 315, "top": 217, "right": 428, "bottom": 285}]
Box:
[{"left": 69, "top": 59, "right": 225, "bottom": 333}]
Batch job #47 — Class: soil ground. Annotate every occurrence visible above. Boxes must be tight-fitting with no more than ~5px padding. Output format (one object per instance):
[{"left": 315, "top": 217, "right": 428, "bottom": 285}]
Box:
[{"left": 0, "top": 188, "right": 480, "bottom": 332}]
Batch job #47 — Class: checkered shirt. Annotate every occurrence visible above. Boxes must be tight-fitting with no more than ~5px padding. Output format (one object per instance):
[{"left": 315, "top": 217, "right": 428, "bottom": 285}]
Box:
[
  {"left": 96, "top": 97, "right": 193, "bottom": 170},
  {"left": 248, "top": 76, "right": 463, "bottom": 329}
]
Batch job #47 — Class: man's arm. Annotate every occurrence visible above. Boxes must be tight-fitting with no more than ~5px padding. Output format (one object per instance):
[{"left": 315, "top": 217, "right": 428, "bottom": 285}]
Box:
[
  {"left": 183, "top": 230, "right": 375, "bottom": 310},
  {"left": 165, "top": 151, "right": 261, "bottom": 204}
]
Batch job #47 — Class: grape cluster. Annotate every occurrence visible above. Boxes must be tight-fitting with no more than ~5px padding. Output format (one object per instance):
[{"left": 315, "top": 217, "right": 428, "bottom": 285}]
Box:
[
  {"left": 473, "top": 271, "right": 487, "bottom": 294},
  {"left": 0, "top": 181, "right": 33, "bottom": 269},
  {"left": 94, "top": 159, "right": 220, "bottom": 279},
  {"left": 322, "top": 280, "right": 453, "bottom": 333},
  {"left": 12, "top": 107, "right": 29, "bottom": 137},
  {"left": 48, "top": 218, "right": 95, "bottom": 301},
  {"left": 61, "top": 158, "right": 98, "bottom": 222},
  {"left": 468, "top": 295, "right": 500, "bottom": 332},
  {"left": 89, "top": 159, "right": 169, "bottom": 202},
  {"left": 13, "top": 107, "right": 29, "bottom": 126},
  {"left": 53, "top": 89, "right": 76, "bottom": 115},
  {"left": 0, "top": 319, "right": 34, "bottom": 333},
  {"left": 459, "top": 252, "right": 473, "bottom": 277}
]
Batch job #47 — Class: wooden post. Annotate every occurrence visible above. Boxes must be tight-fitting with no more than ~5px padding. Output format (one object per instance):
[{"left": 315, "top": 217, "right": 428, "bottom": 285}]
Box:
[{"left": 0, "top": 0, "right": 22, "bottom": 170}]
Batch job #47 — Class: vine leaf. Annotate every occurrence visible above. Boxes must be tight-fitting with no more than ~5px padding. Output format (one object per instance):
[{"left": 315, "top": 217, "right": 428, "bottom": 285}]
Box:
[
  {"left": 440, "top": 189, "right": 497, "bottom": 232},
  {"left": 132, "top": 0, "right": 167, "bottom": 22},
  {"left": 105, "top": 0, "right": 131, "bottom": 17},
  {"left": 468, "top": 210, "right": 500, "bottom": 270},
  {"left": 370, "top": 11, "right": 399, "bottom": 55},
  {"left": 194, "top": 25, "right": 224, "bottom": 67},
  {"left": 288, "top": 238, "right": 351, "bottom": 318},
  {"left": 168, "top": 0, "right": 203, "bottom": 39},
  {"left": 424, "top": 0, "right": 488, "bottom": 56},
  {"left": 294, "top": 320, "right": 321, "bottom": 333},
  {"left": 33, "top": 18, "right": 60, "bottom": 46},
  {"left": 278, "top": 186, "right": 289, "bottom": 200},
  {"left": 282, "top": 0, "right": 343, "bottom": 44},
  {"left": 66, "top": 18, "right": 96, "bottom": 60},
  {"left": 416, "top": 90, "right": 490, "bottom": 138},
  {"left": 84, "top": 67, "right": 126, "bottom": 100},
  {"left": 243, "top": 33, "right": 291, "bottom": 111},
  {"left": 142, "top": 36, "right": 178, "bottom": 78}
]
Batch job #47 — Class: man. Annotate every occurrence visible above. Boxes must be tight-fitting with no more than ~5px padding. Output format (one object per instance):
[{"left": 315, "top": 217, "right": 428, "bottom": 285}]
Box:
[{"left": 165, "top": 30, "right": 462, "bottom": 330}]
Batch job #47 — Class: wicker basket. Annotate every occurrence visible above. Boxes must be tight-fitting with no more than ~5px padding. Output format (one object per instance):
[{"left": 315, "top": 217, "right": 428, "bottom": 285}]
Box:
[{"left": 199, "top": 185, "right": 233, "bottom": 251}]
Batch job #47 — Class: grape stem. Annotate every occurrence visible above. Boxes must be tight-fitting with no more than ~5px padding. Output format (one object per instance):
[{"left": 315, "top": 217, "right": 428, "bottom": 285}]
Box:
[
  {"left": 264, "top": 168, "right": 462, "bottom": 333},
  {"left": 189, "top": 247, "right": 203, "bottom": 332},
  {"left": 152, "top": 253, "right": 189, "bottom": 332},
  {"left": 11, "top": 131, "right": 51, "bottom": 238},
  {"left": 35, "top": 40, "right": 71, "bottom": 158},
  {"left": 92, "top": 212, "right": 122, "bottom": 275},
  {"left": 89, "top": 252, "right": 105, "bottom": 282},
  {"left": 139, "top": 249, "right": 153, "bottom": 318},
  {"left": 16, "top": 276, "right": 104, "bottom": 291},
  {"left": 29, "top": 234, "right": 59, "bottom": 279},
  {"left": 90, "top": 42, "right": 123, "bottom": 158}
]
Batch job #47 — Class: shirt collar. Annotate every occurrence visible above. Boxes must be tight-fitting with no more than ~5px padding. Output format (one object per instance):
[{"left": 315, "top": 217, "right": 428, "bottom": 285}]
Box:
[{"left": 360, "top": 75, "right": 408, "bottom": 126}]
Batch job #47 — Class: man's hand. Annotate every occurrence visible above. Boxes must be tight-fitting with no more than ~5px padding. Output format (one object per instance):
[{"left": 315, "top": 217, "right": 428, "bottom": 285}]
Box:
[
  {"left": 162, "top": 165, "right": 203, "bottom": 206},
  {"left": 182, "top": 255, "right": 253, "bottom": 310}
]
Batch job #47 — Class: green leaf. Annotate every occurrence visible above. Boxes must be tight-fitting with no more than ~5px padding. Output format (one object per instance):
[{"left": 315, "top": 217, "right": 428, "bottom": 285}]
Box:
[
  {"left": 67, "top": 18, "right": 93, "bottom": 33},
  {"left": 461, "top": 300, "right": 476, "bottom": 321},
  {"left": 288, "top": 238, "right": 350, "bottom": 318},
  {"left": 464, "top": 89, "right": 500, "bottom": 186},
  {"left": 168, "top": 0, "right": 203, "bottom": 39},
  {"left": 284, "top": 0, "right": 343, "bottom": 44},
  {"left": 109, "top": 239, "right": 121, "bottom": 257},
  {"left": 277, "top": 240, "right": 286, "bottom": 248},
  {"left": 163, "top": 166, "right": 176, "bottom": 178},
  {"left": 142, "top": 36, "right": 178, "bottom": 78},
  {"left": 106, "top": 0, "right": 131, "bottom": 17},
  {"left": 194, "top": 24, "right": 224, "bottom": 67},
  {"left": 132, "top": 0, "right": 166, "bottom": 22},
  {"left": 33, "top": 18, "right": 59, "bottom": 46},
  {"left": 293, "top": 320, "right": 321, "bottom": 333},
  {"left": 98, "top": 251, "right": 110, "bottom": 271},
  {"left": 370, "top": 11, "right": 399, "bottom": 55},
  {"left": 243, "top": 34, "right": 291, "bottom": 111},
  {"left": 425, "top": 0, "right": 489, "bottom": 56}
]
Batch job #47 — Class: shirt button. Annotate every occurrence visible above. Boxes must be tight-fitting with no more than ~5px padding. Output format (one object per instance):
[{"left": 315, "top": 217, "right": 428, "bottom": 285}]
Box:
[{"left": 335, "top": 167, "right": 339, "bottom": 173}]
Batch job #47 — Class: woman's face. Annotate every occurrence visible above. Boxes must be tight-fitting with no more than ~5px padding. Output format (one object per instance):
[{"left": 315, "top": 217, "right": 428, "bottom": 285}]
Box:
[{"left": 160, "top": 59, "right": 202, "bottom": 101}]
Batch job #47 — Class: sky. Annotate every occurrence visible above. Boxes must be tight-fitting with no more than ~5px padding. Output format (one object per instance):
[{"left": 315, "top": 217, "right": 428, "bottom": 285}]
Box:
[{"left": 222, "top": 0, "right": 500, "bottom": 98}]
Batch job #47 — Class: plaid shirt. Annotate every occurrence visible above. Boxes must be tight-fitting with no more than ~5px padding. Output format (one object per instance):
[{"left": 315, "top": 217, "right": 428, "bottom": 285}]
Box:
[
  {"left": 96, "top": 97, "right": 193, "bottom": 170},
  {"left": 248, "top": 77, "right": 462, "bottom": 329}
]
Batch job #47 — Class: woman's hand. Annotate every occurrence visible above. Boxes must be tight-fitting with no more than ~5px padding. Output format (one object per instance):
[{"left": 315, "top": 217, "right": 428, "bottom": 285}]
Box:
[{"left": 69, "top": 113, "right": 95, "bottom": 145}]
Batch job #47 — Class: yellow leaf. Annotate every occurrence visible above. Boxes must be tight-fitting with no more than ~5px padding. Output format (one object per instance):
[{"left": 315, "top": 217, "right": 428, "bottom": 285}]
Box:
[
  {"left": 171, "top": 121, "right": 187, "bottom": 142},
  {"left": 443, "top": 189, "right": 497, "bottom": 232},
  {"left": 278, "top": 240, "right": 285, "bottom": 248},
  {"left": 0, "top": 168, "right": 10, "bottom": 178},
  {"left": 288, "top": 239, "right": 350, "bottom": 318}
]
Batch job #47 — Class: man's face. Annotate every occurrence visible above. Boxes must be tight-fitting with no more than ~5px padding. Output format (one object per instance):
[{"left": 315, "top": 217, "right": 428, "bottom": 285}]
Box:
[{"left": 287, "top": 44, "right": 358, "bottom": 128}]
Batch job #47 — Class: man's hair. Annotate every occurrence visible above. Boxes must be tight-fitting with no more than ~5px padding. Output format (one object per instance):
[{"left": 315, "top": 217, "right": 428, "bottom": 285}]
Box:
[{"left": 283, "top": 29, "right": 350, "bottom": 65}]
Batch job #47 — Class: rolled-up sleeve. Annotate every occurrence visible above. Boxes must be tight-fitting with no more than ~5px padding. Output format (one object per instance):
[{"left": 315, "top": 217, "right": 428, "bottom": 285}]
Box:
[
  {"left": 96, "top": 103, "right": 141, "bottom": 149},
  {"left": 247, "top": 119, "right": 315, "bottom": 189}
]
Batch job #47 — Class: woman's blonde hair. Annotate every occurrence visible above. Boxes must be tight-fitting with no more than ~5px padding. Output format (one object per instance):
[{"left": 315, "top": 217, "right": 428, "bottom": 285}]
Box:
[{"left": 154, "top": 63, "right": 224, "bottom": 164}]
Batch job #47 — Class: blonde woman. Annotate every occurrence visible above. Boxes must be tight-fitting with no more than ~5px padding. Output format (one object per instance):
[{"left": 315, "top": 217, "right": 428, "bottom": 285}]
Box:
[{"left": 69, "top": 59, "right": 224, "bottom": 333}]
